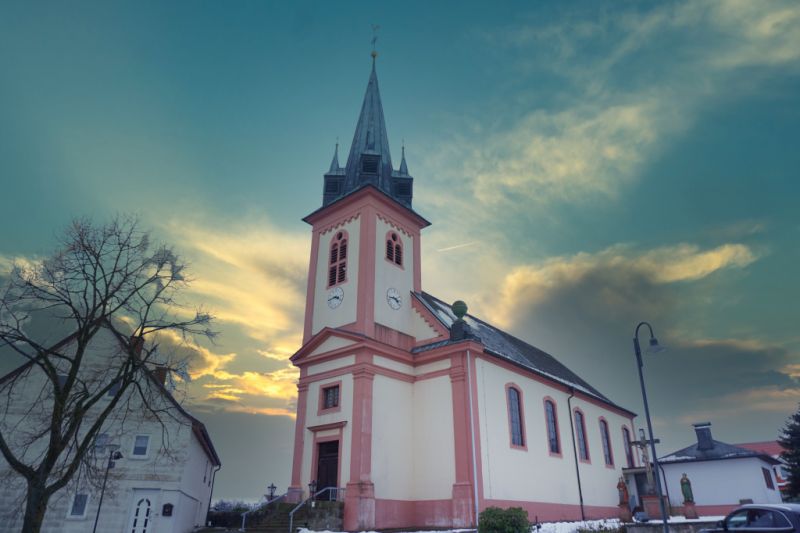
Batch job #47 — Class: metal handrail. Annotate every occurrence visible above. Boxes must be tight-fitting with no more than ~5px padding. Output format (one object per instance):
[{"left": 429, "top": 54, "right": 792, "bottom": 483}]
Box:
[
  {"left": 287, "top": 487, "right": 345, "bottom": 533},
  {"left": 240, "top": 492, "right": 287, "bottom": 531}
]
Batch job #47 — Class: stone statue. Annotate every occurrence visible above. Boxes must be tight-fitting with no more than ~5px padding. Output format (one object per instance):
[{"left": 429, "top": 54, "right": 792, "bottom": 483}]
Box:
[
  {"left": 617, "top": 477, "right": 630, "bottom": 506},
  {"left": 680, "top": 473, "right": 694, "bottom": 503}
]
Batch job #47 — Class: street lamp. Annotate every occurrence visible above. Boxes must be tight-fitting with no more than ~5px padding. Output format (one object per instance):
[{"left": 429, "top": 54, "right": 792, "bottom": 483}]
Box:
[
  {"left": 92, "top": 447, "right": 124, "bottom": 533},
  {"left": 633, "top": 321, "right": 669, "bottom": 533}
]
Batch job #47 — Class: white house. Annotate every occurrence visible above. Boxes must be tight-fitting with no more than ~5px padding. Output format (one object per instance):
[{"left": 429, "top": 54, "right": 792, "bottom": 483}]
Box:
[
  {"left": 0, "top": 326, "right": 221, "bottom": 533},
  {"left": 625, "top": 423, "right": 783, "bottom": 517},
  {"left": 288, "top": 56, "right": 638, "bottom": 532}
]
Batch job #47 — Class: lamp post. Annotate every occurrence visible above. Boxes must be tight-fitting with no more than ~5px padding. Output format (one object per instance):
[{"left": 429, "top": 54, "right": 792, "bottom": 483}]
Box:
[
  {"left": 633, "top": 321, "right": 669, "bottom": 533},
  {"left": 92, "top": 448, "right": 123, "bottom": 533}
]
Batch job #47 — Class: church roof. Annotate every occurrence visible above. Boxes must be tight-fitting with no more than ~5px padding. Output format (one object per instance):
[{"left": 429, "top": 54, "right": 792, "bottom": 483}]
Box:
[
  {"left": 413, "top": 292, "right": 633, "bottom": 414},
  {"left": 322, "top": 58, "right": 414, "bottom": 209}
]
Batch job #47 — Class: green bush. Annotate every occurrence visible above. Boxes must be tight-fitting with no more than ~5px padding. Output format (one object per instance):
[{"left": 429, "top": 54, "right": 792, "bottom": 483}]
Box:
[{"left": 479, "top": 506, "right": 531, "bottom": 533}]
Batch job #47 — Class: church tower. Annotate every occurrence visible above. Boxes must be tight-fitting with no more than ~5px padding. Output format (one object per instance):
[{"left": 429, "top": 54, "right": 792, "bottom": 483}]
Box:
[{"left": 301, "top": 56, "right": 430, "bottom": 346}]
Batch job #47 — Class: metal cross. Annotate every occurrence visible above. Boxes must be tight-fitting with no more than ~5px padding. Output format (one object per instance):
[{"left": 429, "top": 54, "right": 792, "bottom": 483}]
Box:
[{"left": 371, "top": 24, "right": 380, "bottom": 52}]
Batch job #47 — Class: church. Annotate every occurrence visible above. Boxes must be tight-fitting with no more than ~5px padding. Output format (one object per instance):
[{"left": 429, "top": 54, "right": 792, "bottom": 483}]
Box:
[{"left": 288, "top": 55, "right": 638, "bottom": 531}]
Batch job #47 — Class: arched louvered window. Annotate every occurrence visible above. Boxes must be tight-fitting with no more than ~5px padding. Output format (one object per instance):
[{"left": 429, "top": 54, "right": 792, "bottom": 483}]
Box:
[
  {"left": 599, "top": 418, "right": 614, "bottom": 466},
  {"left": 623, "top": 426, "right": 634, "bottom": 467},
  {"left": 574, "top": 409, "right": 590, "bottom": 462},
  {"left": 385, "top": 231, "right": 403, "bottom": 267},
  {"left": 544, "top": 398, "right": 561, "bottom": 455},
  {"left": 506, "top": 384, "right": 525, "bottom": 448},
  {"left": 328, "top": 231, "right": 348, "bottom": 288}
]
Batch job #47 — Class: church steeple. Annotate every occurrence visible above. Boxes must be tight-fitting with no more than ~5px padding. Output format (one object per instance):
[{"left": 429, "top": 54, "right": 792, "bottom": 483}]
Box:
[{"left": 322, "top": 58, "right": 414, "bottom": 208}]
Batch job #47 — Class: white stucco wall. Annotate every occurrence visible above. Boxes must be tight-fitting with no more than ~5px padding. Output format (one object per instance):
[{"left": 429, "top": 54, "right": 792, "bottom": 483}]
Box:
[
  {"left": 0, "top": 328, "right": 218, "bottom": 533},
  {"left": 373, "top": 219, "right": 415, "bottom": 336},
  {"left": 301, "top": 374, "right": 354, "bottom": 488},
  {"left": 412, "top": 307, "right": 441, "bottom": 341},
  {"left": 309, "top": 337, "right": 356, "bottom": 357},
  {"left": 475, "top": 357, "right": 630, "bottom": 508},
  {"left": 662, "top": 457, "right": 783, "bottom": 507},
  {"left": 312, "top": 218, "right": 361, "bottom": 335},
  {"left": 307, "top": 354, "right": 356, "bottom": 375},
  {"left": 412, "top": 375, "right": 456, "bottom": 500},
  {"left": 372, "top": 375, "right": 414, "bottom": 500}
]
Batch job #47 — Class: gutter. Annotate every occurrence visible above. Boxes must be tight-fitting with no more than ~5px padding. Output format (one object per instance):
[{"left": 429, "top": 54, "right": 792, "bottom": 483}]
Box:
[
  {"left": 567, "top": 388, "right": 585, "bottom": 521},
  {"left": 206, "top": 465, "right": 221, "bottom": 526}
]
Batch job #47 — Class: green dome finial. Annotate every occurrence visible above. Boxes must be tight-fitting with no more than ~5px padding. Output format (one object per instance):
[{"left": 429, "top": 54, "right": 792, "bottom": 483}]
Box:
[{"left": 452, "top": 300, "right": 468, "bottom": 320}]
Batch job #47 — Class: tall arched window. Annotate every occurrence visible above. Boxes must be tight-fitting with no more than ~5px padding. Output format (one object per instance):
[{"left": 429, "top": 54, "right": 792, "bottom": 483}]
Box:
[
  {"left": 506, "top": 385, "right": 525, "bottom": 448},
  {"left": 385, "top": 231, "right": 403, "bottom": 267},
  {"left": 622, "top": 426, "right": 634, "bottom": 468},
  {"left": 544, "top": 398, "right": 561, "bottom": 455},
  {"left": 574, "top": 409, "right": 590, "bottom": 462},
  {"left": 328, "top": 231, "right": 348, "bottom": 287},
  {"left": 599, "top": 418, "right": 614, "bottom": 466}
]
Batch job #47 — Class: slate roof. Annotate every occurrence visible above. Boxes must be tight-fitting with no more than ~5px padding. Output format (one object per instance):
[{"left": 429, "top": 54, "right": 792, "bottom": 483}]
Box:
[
  {"left": 659, "top": 439, "right": 780, "bottom": 465},
  {"left": 413, "top": 292, "right": 634, "bottom": 415}
]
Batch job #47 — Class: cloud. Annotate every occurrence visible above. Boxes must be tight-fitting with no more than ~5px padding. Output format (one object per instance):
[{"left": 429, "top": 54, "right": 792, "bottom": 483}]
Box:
[
  {"left": 425, "top": 1, "right": 800, "bottom": 214},
  {"left": 486, "top": 242, "right": 757, "bottom": 329},
  {"left": 164, "top": 218, "right": 308, "bottom": 347}
]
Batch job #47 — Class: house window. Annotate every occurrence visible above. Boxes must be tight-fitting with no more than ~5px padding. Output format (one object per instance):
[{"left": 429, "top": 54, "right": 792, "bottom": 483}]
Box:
[
  {"left": 544, "top": 399, "right": 560, "bottom": 455},
  {"left": 132, "top": 435, "right": 150, "bottom": 458},
  {"left": 385, "top": 232, "right": 403, "bottom": 266},
  {"left": 599, "top": 419, "right": 614, "bottom": 466},
  {"left": 507, "top": 385, "right": 525, "bottom": 448},
  {"left": 327, "top": 231, "right": 348, "bottom": 288},
  {"left": 68, "top": 493, "right": 89, "bottom": 518},
  {"left": 322, "top": 385, "right": 340, "bottom": 410},
  {"left": 622, "top": 427, "right": 634, "bottom": 467},
  {"left": 574, "top": 409, "right": 590, "bottom": 461},
  {"left": 763, "top": 467, "right": 776, "bottom": 490},
  {"left": 94, "top": 432, "right": 109, "bottom": 453},
  {"left": 107, "top": 380, "right": 121, "bottom": 398}
]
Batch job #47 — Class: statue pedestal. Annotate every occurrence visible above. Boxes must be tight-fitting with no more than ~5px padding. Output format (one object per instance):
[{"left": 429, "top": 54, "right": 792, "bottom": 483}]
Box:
[
  {"left": 683, "top": 502, "right": 699, "bottom": 519},
  {"left": 642, "top": 495, "right": 669, "bottom": 519},
  {"left": 618, "top": 503, "right": 633, "bottom": 522}
]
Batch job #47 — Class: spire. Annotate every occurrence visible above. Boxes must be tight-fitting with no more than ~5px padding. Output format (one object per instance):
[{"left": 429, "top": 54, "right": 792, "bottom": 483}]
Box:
[
  {"left": 343, "top": 57, "right": 393, "bottom": 190},
  {"left": 399, "top": 142, "right": 409, "bottom": 175},
  {"left": 328, "top": 141, "right": 340, "bottom": 173}
]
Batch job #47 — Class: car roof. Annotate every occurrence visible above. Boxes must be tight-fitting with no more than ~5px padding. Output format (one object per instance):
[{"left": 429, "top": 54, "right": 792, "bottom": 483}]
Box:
[{"left": 738, "top": 503, "right": 800, "bottom": 513}]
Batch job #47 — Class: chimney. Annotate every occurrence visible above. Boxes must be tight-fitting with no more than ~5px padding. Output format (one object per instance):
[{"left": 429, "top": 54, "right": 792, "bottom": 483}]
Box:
[
  {"left": 693, "top": 422, "right": 714, "bottom": 451},
  {"left": 130, "top": 335, "right": 144, "bottom": 356},
  {"left": 152, "top": 366, "right": 168, "bottom": 386}
]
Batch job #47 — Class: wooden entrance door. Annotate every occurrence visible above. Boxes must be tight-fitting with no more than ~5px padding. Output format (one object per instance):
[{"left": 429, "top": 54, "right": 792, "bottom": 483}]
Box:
[{"left": 316, "top": 441, "right": 339, "bottom": 491}]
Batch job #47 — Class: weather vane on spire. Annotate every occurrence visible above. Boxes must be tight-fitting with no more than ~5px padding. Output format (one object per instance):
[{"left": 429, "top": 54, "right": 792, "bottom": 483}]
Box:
[{"left": 371, "top": 24, "right": 380, "bottom": 61}]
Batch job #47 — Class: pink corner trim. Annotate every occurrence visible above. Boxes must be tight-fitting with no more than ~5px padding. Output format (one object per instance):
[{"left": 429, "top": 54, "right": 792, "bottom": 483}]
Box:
[
  {"left": 410, "top": 297, "right": 449, "bottom": 342},
  {"left": 505, "top": 382, "right": 527, "bottom": 451},
  {"left": 290, "top": 385, "right": 309, "bottom": 486},
  {"left": 317, "top": 380, "right": 343, "bottom": 416},
  {"left": 355, "top": 205, "right": 376, "bottom": 338},
  {"left": 543, "top": 396, "right": 563, "bottom": 458},
  {"left": 303, "top": 230, "right": 321, "bottom": 344}
]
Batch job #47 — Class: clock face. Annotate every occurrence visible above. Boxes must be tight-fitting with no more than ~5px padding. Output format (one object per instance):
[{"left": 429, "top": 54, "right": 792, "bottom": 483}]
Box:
[
  {"left": 327, "top": 287, "right": 344, "bottom": 309},
  {"left": 386, "top": 288, "right": 402, "bottom": 310}
]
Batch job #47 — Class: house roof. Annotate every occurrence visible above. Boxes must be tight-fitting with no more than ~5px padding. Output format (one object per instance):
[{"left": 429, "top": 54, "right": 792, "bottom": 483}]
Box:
[
  {"left": 413, "top": 292, "right": 635, "bottom": 416},
  {"left": 735, "top": 441, "right": 785, "bottom": 457},
  {"left": 0, "top": 324, "right": 221, "bottom": 467},
  {"left": 660, "top": 439, "right": 780, "bottom": 466}
]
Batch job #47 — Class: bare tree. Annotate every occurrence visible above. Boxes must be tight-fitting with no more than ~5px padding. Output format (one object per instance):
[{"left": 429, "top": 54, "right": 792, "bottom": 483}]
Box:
[{"left": 0, "top": 216, "right": 215, "bottom": 533}]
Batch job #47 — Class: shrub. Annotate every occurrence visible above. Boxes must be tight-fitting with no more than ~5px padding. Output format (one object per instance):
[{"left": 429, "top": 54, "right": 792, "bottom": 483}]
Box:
[{"left": 479, "top": 506, "right": 531, "bottom": 533}]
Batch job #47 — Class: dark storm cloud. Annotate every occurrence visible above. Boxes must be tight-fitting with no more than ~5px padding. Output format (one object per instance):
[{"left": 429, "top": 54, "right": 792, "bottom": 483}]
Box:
[{"left": 483, "top": 243, "right": 795, "bottom": 450}]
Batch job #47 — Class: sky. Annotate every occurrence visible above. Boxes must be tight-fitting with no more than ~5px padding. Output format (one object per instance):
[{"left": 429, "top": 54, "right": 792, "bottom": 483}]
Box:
[{"left": 1, "top": 0, "right": 799, "bottom": 502}]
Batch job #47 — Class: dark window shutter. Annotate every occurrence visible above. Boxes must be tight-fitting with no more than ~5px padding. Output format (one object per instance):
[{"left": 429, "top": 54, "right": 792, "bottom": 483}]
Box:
[{"left": 395, "top": 244, "right": 402, "bottom": 265}]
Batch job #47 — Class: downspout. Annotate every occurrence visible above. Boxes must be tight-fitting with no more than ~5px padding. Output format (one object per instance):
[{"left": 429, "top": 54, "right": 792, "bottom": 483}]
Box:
[
  {"left": 466, "top": 349, "right": 480, "bottom": 528},
  {"left": 567, "top": 388, "right": 585, "bottom": 521},
  {"left": 207, "top": 465, "right": 221, "bottom": 525}
]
